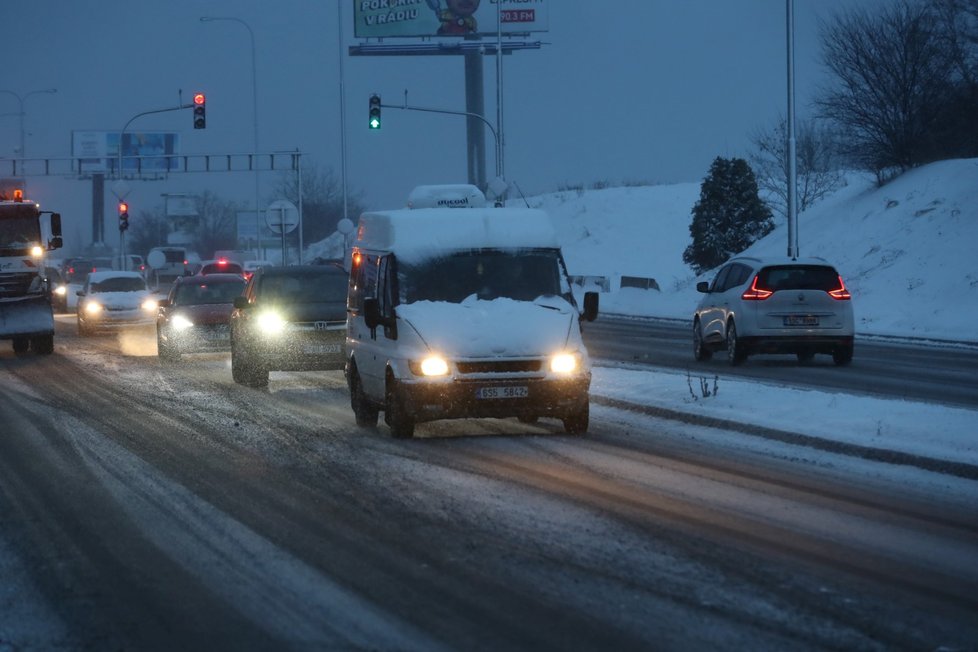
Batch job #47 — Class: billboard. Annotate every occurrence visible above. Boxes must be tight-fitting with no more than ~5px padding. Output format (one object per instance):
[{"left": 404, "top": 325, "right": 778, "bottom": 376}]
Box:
[
  {"left": 72, "top": 131, "right": 180, "bottom": 175},
  {"left": 354, "top": 0, "right": 548, "bottom": 39}
]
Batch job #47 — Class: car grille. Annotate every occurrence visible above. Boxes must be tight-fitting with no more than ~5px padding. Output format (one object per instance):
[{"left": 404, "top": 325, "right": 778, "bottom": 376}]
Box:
[
  {"left": 456, "top": 359, "right": 543, "bottom": 374},
  {"left": 0, "top": 272, "right": 35, "bottom": 298}
]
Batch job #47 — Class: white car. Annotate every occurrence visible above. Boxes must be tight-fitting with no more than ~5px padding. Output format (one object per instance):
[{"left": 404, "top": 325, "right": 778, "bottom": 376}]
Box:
[
  {"left": 692, "top": 256, "right": 854, "bottom": 366},
  {"left": 76, "top": 271, "right": 158, "bottom": 336}
]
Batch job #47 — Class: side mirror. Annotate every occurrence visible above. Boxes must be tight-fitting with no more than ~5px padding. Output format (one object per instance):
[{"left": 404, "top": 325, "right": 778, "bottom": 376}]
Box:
[
  {"left": 696, "top": 281, "right": 710, "bottom": 293},
  {"left": 233, "top": 296, "right": 249, "bottom": 310},
  {"left": 48, "top": 236, "right": 63, "bottom": 250},
  {"left": 50, "top": 213, "right": 62, "bottom": 237},
  {"left": 157, "top": 298, "right": 170, "bottom": 308},
  {"left": 363, "top": 297, "right": 382, "bottom": 330},
  {"left": 76, "top": 290, "right": 85, "bottom": 297},
  {"left": 582, "top": 291, "right": 599, "bottom": 322}
]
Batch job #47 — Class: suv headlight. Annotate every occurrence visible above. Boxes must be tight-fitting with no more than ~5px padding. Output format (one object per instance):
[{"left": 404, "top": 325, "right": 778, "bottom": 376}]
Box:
[
  {"left": 257, "top": 311, "right": 286, "bottom": 335},
  {"left": 171, "top": 314, "right": 194, "bottom": 331}
]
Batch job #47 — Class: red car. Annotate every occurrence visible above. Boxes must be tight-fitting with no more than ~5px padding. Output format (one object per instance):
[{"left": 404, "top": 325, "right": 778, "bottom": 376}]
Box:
[{"left": 156, "top": 273, "right": 246, "bottom": 362}]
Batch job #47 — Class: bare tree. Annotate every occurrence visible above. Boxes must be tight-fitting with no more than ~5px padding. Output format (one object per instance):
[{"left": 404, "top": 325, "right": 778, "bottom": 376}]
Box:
[
  {"left": 273, "top": 161, "right": 364, "bottom": 246},
  {"left": 127, "top": 191, "right": 242, "bottom": 259},
  {"left": 749, "top": 116, "right": 844, "bottom": 219},
  {"left": 817, "top": 1, "right": 957, "bottom": 182}
]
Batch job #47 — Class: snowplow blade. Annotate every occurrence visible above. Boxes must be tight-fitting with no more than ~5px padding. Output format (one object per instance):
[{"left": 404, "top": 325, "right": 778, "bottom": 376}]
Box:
[{"left": 0, "top": 295, "right": 55, "bottom": 339}]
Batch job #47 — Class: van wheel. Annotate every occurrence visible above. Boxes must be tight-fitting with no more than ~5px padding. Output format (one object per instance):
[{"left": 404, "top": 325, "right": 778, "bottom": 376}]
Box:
[
  {"left": 231, "top": 344, "right": 268, "bottom": 387},
  {"left": 726, "top": 321, "right": 748, "bottom": 366},
  {"left": 349, "top": 366, "right": 379, "bottom": 427},
  {"left": 562, "top": 403, "right": 589, "bottom": 435},
  {"left": 385, "top": 375, "right": 415, "bottom": 439},
  {"left": 693, "top": 319, "right": 712, "bottom": 361}
]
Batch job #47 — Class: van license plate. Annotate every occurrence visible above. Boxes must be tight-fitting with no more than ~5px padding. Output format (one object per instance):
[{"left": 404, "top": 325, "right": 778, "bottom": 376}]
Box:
[
  {"left": 784, "top": 315, "right": 819, "bottom": 326},
  {"left": 476, "top": 386, "right": 528, "bottom": 399}
]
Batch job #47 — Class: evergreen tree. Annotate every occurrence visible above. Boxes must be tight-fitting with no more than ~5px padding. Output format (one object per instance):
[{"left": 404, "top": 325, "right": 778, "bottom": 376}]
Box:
[{"left": 682, "top": 157, "right": 774, "bottom": 274}]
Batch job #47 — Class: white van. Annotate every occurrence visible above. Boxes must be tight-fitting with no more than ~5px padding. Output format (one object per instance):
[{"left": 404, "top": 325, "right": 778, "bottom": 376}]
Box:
[{"left": 345, "top": 185, "right": 599, "bottom": 438}]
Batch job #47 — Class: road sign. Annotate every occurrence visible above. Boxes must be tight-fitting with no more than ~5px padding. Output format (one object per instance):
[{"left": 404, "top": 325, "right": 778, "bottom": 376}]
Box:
[{"left": 264, "top": 199, "right": 298, "bottom": 234}]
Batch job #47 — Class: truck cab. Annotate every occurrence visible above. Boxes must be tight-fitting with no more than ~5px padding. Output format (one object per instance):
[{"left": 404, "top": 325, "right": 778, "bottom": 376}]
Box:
[
  {"left": 345, "top": 185, "right": 599, "bottom": 438},
  {"left": 0, "top": 189, "right": 63, "bottom": 354}
]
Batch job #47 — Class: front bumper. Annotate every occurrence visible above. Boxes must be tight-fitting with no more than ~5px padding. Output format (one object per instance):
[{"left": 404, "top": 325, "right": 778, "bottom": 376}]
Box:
[
  {"left": 248, "top": 330, "right": 346, "bottom": 372},
  {"left": 399, "top": 375, "right": 591, "bottom": 424},
  {"left": 163, "top": 324, "right": 232, "bottom": 353}
]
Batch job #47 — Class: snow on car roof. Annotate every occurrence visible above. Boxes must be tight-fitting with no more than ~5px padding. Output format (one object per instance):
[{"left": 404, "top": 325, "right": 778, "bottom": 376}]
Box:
[{"left": 355, "top": 207, "right": 559, "bottom": 263}]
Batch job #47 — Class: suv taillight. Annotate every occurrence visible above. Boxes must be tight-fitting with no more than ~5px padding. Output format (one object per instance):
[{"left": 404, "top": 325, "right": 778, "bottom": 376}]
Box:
[
  {"left": 827, "top": 275, "right": 851, "bottom": 300},
  {"left": 741, "top": 275, "right": 773, "bottom": 300}
]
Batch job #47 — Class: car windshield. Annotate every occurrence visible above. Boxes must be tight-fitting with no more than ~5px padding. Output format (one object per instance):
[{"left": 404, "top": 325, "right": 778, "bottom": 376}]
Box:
[
  {"left": 758, "top": 265, "right": 840, "bottom": 291},
  {"left": 175, "top": 280, "right": 245, "bottom": 305},
  {"left": 258, "top": 269, "right": 347, "bottom": 303},
  {"left": 398, "top": 249, "right": 569, "bottom": 304},
  {"left": 91, "top": 277, "right": 147, "bottom": 293},
  {"left": 0, "top": 209, "right": 42, "bottom": 250}
]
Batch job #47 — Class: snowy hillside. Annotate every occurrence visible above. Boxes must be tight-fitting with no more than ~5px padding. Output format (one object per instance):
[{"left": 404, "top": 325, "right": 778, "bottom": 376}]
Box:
[{"left": 533, "top": 158, "right": 978, "bottom": 343}]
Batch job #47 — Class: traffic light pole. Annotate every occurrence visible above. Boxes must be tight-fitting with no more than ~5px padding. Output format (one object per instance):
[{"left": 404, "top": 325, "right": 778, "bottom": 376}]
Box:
[{"left": 379, "top": 95, "right": 501, "bottom": 180}]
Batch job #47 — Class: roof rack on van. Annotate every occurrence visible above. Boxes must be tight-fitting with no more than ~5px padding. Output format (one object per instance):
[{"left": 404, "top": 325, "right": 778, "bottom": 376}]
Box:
[{"left": 406, "top": 184, "right": 486, "bottom": 209}]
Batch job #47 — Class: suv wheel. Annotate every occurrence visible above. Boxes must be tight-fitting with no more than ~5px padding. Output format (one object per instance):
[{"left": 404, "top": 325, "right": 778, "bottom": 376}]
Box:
[
  {"left": 726, "top": 320, "right": 748, "bottom": 366},
  {"left": 833, "top": 344, "right": 854, "bottom": 366},
  {"left": 157, "top": 331, "right": 180, "bottom": 364},
  {"left": 693, "top": 319, "right": 712, "bottom": 362}
]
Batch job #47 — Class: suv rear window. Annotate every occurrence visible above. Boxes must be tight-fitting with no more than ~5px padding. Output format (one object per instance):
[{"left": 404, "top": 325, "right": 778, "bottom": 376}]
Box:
[{"left": 757, "top": 265, "right": 839, "bottom": 291}]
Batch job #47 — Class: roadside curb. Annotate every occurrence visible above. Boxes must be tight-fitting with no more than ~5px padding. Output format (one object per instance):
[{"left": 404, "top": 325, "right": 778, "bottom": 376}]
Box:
[{"left": 591, "top": 395, "right": 978, "bottom": 481}]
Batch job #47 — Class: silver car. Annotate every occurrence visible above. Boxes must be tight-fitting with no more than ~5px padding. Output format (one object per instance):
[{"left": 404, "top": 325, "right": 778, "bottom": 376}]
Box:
[{"left": 692, "top": 256, "right": 854, "bottom": 366}]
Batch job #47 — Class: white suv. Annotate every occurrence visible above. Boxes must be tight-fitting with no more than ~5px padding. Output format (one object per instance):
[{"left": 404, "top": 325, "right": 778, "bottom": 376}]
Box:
[{"left": 692, "top": 256, "right": 854, "bottom": 366}]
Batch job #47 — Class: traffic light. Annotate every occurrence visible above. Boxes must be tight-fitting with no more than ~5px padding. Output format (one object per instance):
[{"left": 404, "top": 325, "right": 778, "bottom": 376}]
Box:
[
  {"left": 193, "top": 92, "right": 206, "bottom": 129},
  {"left": 368, "top": 94, "right": 381, "bottom": 130},
  {"left": 118, "top": 201, "right": 130, "bottom": 231}
]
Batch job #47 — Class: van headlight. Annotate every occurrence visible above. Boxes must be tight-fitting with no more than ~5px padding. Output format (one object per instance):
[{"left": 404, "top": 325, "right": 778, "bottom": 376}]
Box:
[
  {"left": 257, "top": 311, "right": 286, "bottom": 335},
  {"left": 550, "top": 352, "right": 579, "bottom": 374},
  {"left": 410, "top": 355, "right": 450, "bottom": 376}
]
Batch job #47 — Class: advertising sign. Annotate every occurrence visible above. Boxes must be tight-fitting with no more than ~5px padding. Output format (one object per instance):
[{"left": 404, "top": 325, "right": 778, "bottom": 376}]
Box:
[
  {"left": 72, "top": 131, "right": 180, "bottom": 175},
  {"left": 354, "top": 0, "right": 548, "bottom": 39}
]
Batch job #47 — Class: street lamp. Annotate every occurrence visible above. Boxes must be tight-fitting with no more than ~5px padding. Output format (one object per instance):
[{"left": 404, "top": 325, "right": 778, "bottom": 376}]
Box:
[
  {"left": 199, "top": 16, "right": 262, "bottom": 256},
  {"left": 0, "top": 88, "right": 58, "bottom": 158}
]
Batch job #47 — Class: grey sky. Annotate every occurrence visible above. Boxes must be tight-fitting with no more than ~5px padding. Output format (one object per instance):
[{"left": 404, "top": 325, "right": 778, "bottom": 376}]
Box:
[{"left": 2, "top": 0, "right": 885, "bottom": 248}]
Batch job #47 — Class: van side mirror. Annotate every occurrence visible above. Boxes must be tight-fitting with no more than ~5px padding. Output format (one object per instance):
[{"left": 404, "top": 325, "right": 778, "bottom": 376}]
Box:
[
  {"left": 233, "top": 296, "right": 249, "bottom": 310},
  {"left": 696, "top": 281, "right": 710, "bottom": 293},
  {"left": 363, "top": 297, "right": 382, "bottom": 330},
  {"left": 582, "top": 291, "right": 599, "bottom": 322}
]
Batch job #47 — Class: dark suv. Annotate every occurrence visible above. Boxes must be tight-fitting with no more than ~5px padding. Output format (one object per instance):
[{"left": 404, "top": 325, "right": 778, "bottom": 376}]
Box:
[
  {"left": 693, "top": 256, "right": 855, "bottom": 366},
  {"left": 229, "top": 264, "right": 348, "bottom": 387}
]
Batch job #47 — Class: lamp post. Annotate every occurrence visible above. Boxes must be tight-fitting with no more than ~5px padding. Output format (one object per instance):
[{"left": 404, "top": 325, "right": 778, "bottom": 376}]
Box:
[
  {"left": 0, "top": 88, "right": 58, "bottom": 158},
  {"left": 199, "top": 16, "right": 262, "bottom": 257}
]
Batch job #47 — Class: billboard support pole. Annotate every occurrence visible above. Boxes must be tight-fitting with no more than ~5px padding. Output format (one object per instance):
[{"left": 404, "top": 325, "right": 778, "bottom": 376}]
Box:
[{"left": 464, "top": 46, "right": 486, "bottom": 191}]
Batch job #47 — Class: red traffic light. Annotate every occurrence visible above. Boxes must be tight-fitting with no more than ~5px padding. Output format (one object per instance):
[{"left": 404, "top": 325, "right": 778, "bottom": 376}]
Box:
[
  {"left": 118, "top": 201, "right": 129, "bottom": 214},
  {"left": 193, "top": 92, "right": 206, "bottom": 129}
]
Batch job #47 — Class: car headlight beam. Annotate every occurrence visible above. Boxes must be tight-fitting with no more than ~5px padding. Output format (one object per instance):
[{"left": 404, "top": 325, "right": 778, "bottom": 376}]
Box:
[
  {"left": 550, "top": 352, "right": 578, "bottom": 374},
  {"left": 419, "top": 355, "right": 449, "bottom": 376},
  {"left": 257, "top": 311, "right": 286, "bottom": 335},
  {"left": 171, "top": 314, "right": 194, "bottom": 331}
]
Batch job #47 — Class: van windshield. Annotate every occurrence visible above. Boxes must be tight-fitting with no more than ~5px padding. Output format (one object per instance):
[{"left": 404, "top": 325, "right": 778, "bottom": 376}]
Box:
[{"left": 399, "top": 249, "right": 570, "bottom": 304}]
